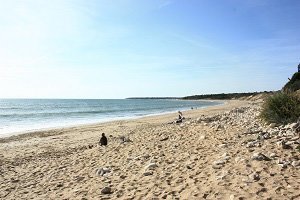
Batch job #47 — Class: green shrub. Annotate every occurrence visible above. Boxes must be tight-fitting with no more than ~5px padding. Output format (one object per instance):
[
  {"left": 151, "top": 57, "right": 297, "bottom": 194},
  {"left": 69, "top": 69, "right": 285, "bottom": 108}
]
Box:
[
  {"left": 283, "top": 72, "right": 300, "bottom": 92},
  {"left": 260, "top": 92, "right": 300, "bottom": 124}
]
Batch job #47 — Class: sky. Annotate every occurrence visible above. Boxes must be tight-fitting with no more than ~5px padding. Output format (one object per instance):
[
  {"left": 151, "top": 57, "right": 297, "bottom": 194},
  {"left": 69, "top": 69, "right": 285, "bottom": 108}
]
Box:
[{"left": 0, "top": 0, "right": 300, "bottom": 99}]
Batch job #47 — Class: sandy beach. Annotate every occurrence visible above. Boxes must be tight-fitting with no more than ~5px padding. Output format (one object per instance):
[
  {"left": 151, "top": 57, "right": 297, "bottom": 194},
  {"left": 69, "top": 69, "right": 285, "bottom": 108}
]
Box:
[{"left": 0, "top": 100, "right": 299, "bottom": 200}]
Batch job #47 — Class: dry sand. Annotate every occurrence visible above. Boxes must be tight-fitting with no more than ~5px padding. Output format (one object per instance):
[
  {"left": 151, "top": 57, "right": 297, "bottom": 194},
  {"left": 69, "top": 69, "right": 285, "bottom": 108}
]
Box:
[{"left": 0, "top": 100, "right": 299, "bottom": 200}]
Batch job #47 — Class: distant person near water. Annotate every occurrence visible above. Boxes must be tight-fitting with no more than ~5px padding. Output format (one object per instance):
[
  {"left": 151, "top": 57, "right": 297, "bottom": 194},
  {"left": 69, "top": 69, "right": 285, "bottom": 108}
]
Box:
[{"left": 99, "top": 133, "right": 108, "bottom": 146}]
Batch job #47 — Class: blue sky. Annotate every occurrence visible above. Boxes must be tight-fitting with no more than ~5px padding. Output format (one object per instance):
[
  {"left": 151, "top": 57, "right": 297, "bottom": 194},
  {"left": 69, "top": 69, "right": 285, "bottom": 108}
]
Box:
[{"left": 0, "top": 0, "right": 299, "bottom": 98}]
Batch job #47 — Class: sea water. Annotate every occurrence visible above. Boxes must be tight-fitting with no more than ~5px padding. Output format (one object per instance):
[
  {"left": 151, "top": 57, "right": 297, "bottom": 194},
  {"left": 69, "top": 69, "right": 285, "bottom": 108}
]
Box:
[{"left": 0, "top": 99, "right": 222, "bottom": 136}]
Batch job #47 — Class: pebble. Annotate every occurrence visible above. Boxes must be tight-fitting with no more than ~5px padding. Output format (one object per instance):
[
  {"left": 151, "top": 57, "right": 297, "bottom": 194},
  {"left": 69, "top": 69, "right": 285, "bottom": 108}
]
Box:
[
  {"left": 246, "top": 141, "right": 257, "bottom": 148},
  {"left": 212, "top": 164, "right": 223, "bottom": 169},
  {"left": 144, "top": 163, "right": 158, "bottom": 171},
  {"left": 269, "top": 153, "right": 277, "bottom": 158},
  {"left": 96, "top": 167, "right": 111, "bottom": 176},
  {"left": 101, "top": 187, "right": 112, "bottom": 194},
  {"left": 199, "top": 135, "right": 206, "bottom": 140},
  {"left": 252, "top": 153, "right": 271, "bottom": 161},
  {"left": 291, "top": 160, "right": 300, "bottom": 167},
  {"left": 143, "top": 171, "right": 153, "bottom": 176},
  {"left": 213, "top": 160, "right": 226, "bottom": 165},
  {"left": 219, "top": 144, "right": 227, "bottom": 148},
  {"left": 249, "top": 172, "right": 260, "bottom": 181}
]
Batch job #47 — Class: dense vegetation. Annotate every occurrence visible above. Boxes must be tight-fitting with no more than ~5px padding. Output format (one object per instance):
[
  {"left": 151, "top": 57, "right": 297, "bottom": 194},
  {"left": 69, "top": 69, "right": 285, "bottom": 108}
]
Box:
[
  {"left": 261, "top": 71, "right": 300, "bottom": 124},
  {"left": 260, "top": 92, "right": 300, "bottom": 124},
  {"left": 283, "top": 72, "right": 300, "bottom": 92},
  {"left": 181, "top": 92, "right": 272, "bottom": 100}
]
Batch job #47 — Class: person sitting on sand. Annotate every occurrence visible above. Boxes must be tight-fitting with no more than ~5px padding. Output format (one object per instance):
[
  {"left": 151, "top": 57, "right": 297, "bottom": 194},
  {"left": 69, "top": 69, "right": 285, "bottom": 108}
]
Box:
[
  {"left": 99, "top": 133, "right": 108, "bottom": 146},
  {"left": 176, "top": 111, "right": 183, "bottom": 123}
]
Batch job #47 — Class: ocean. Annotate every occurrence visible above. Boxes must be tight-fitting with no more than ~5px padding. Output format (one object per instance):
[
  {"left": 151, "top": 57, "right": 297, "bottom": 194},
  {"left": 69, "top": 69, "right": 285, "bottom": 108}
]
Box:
[{"left": 0, "top": 99, "right": 222, "bottom": 137}]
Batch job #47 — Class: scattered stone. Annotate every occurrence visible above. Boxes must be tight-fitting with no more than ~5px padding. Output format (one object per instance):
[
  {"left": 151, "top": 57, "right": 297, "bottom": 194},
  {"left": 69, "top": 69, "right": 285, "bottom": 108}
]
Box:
[
  {"left": 212, "top": 164, "right": 223, "bottom": 169},
  {"left": 160, "top": 137, "right": 169, "bottom": 141},
  {"left": 120, "top": 175, "right": 127, "bottom": 179},
  {"left": 119, "top": 136, "right": 132, "bottom": 143},
  {"left": 269, "top": 153, "right": 277, "bottom": 158},
  {"left": 213, "top": 160, "right": 226, "bottom": 165},
  {"left": 203, "top": 193, "right": 209, "bottom": 199},
  {"left": 282, "top": 142, "right": 293, "bottom": 150},
  {"left": 246, "top": 141, "right": 257, "bottom": 148},
  {"left": 143, "top": 171, "right": 153, "bottom": 176},
  {"left": 144, "top": 163, "right": 158, "bottom": 171},
  {"left": 101, "top": 187, "right": 112, "bottom": 194},
  {"left": 256, "top": 188, "right": 267, "bottom": 195},
  {"left": 219, "top": 144, "right": 227, "bottom": 148},
  {"left": 277, "top": 160, "right": 289, "bottom": 168},
  {"left": 291, "top": 160, "right": 300, "bottom": 167},
  {"left": 252, "top": 153, "right": 271, "bottom": 161},
  {"left": 249, "top": 172, "right": 260, "bottom": 181},
  {"left": 96, "top": 167, "right": 111, "bottom": 176},
  {"left": 199, "top": 135, "right": 206, "bottom": 140}
]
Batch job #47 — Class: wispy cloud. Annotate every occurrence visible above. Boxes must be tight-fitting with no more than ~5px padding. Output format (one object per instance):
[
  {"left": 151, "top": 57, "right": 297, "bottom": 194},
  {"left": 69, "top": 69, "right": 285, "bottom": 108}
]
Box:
[{"left": 158, "top": 0, "right": 172, "bottom": 9}]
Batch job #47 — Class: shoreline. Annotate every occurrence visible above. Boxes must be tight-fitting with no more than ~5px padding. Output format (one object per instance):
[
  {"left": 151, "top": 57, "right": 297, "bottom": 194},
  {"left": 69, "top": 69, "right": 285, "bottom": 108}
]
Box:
[{"left": 0, "top": 99, "right": 225, "bottom": 141}]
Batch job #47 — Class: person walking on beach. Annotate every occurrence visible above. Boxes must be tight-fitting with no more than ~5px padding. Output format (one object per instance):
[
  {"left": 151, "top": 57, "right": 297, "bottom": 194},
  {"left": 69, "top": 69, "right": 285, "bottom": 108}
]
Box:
[{"left": 99, "top": 133, "right": 108, "bottom": 146}]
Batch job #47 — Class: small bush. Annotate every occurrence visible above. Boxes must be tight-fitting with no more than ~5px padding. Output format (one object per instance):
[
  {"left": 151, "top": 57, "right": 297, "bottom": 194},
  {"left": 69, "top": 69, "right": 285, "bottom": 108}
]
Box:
[
  {"left": 260, "top": 92, "right": 300, "bottom": 124},
  {"left": 283, "top": 72, "right": 300, "bottom": 92}
]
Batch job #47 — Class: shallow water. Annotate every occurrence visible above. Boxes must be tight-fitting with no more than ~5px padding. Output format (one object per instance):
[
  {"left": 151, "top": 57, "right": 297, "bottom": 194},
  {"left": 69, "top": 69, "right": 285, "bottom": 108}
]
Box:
[{"left": 0, "top": 98, "right": 221, "bottom": 136}]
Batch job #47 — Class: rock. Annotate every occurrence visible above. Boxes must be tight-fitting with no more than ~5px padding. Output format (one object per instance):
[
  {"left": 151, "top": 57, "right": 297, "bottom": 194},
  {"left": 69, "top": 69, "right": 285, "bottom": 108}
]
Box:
[
  {"left": 219, "top": 144, "right": 227, "bottom": 148},
  {"left": 290, "top": 136, "right": 299, "bottom": 141},
  {"left": 144, "top": 163, "right": 158, "bottom": 170},
  {"left": 212, "top": 164, "right": 223, "bottom": 169},
  {"left": 246, "top": 141, "right": 257, "bottom": 148},
  {"left": 96, "top": 167, "right": 111, "bottom": 176},
  {"left": 134, "top": 156, "right": 142, "bottom": 160},
  {"left": 282, "top": 142, "right": 293, "bottom": 150},
  {"left": 203, "top": 193, "right": 209, "bottom": 199},
  {"left": 290, "top": 122, "right": 298, "bottom": 129},
  {"left": 256, "top": 188, "right": 267, "bottom": 195},
  {"left": 258, "top": 132, "right": 271, "bottom": 140},
  {"left": 212, "top": 159, "right": 226, "bottom": 169},
  {"left": 277, "top": 160, "right": 289, "bottom": 168},
  {"left": 252, "top": 153, "right": 271, "bottom": 161},
  {"left": 143, "top": 171, "right": 153, "bottom": 176},
  {"left": 160, "top": 137, "right": 169, "bottom": 141},
  {"left": 249, "top": 172, "right": 260, "bottom": 181},
  {"left": 291, "top": 160, "right": 300, "bottom": 167},
  {"left": 56, "top": 183, "right": 63, "bottom": 188},
  {"left": 223, "top": 156, "right": 230, "bottom": 161},
  {"left": 101, "top": 187, "right": 112, "bottom": 194},
  {"left": 213, "top": 160, "right": 226, "bottom": 165},
  {"left": 285, "top": 141, "right": 294, "bottom": 145},
  {"left": 222, "top": 153, "right": 229, "bottom": 157},
  {"left": 199, "top": 135, "right": 206, "bottom": 140},
  {"left": 269, "top": 153, "right": 277, "bottom": 158},
  {"left": 120, "top": 175, "right": 127, "bottom": 179},
  {"left": 119, "top": 136, "right": 132, "bottom": 143},
  {"left": 269, "top": 123, "right": 277, "bottom": 128}
]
